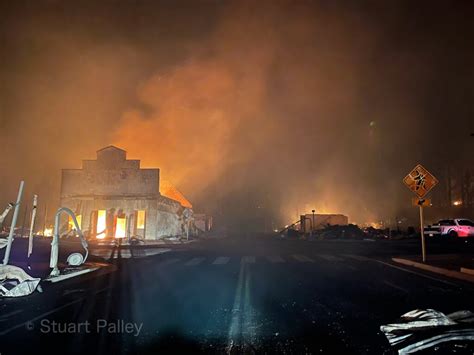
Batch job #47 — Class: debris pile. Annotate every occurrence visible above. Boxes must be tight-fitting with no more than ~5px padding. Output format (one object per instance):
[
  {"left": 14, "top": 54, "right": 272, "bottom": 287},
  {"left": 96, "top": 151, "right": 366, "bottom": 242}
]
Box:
[
  {"left": 317, "top": 224, "right": 367, "bottom": 240},
  {"left": 0, "top": 265, "right": 41, "bottom": 297},
  {"left": 381, "top": 309, "right": 474, "bottom": 353}
]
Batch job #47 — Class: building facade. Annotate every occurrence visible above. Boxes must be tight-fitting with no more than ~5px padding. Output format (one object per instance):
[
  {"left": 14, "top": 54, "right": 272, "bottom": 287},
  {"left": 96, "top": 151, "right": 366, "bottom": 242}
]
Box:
[{"left": 60, "top": 146, "right": 192, "bottom": 240}]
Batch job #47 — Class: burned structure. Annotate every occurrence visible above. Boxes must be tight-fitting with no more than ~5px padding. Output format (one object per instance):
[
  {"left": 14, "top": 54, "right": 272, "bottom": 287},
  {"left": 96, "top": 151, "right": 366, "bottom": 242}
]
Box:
[
  {"left": 60, "top": 146, "right": 192, "bottom": 241},
  {"left": 300, "top": 214, "right": 349, "bottom": 233}
]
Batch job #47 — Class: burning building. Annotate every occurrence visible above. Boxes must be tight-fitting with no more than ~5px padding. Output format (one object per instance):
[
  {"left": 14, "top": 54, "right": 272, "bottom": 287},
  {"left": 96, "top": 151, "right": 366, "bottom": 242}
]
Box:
[{"left": 60, "top": 146, "right": 193, "bottom": 241}]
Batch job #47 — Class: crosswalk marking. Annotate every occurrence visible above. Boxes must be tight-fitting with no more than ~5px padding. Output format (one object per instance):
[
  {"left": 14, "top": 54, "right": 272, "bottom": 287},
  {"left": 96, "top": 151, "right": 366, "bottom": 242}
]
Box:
[
  {"left": 266, "top": 255, "right": 285, "bottom": 263},
  {"left": 342, "top": 254, "right": 370, "bottom": 261},
  {"left": 92, "top": 251, "right": 359, "bottom": 265},
  {"left": 213, "top": 257, "right": 230, "bottom": 265},
  {"left": 129, "top": 250, "right": 145, "bottom": 258},
  {"left": 91, "top": 248, "right": 170, "bottom": 259},
  {"left": 292, "top": 254, "right": 314, "bottom": 263},
  {"left": 185, "top": 257, "right": 206, "bottom": 266},
  {"left": 317, "top": 254, "right": 344, "bottom": 262},
  {"left": 241, "top": 256, "right": 256, "bottom": 264},
  {"left": 160, "top": 258, "right": 181, "bottom": 266},
  {"left": 145, "top": 249, "right": 170, "bottom": 257},
  {"left": 94, "top": 250, "right": 132, "bottom": 259}
]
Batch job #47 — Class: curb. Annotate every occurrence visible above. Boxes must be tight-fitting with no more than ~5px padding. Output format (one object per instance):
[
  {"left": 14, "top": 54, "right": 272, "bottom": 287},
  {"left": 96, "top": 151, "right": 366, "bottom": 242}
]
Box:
[
  {"left": 392, "top": 257, "right": 474, "bottom": 283},
  {"left": 461, "top": 267, "right": 474, "bottom": 276},
  {"left": 43, "top": 262, "right": 115, "bottom": 284}
]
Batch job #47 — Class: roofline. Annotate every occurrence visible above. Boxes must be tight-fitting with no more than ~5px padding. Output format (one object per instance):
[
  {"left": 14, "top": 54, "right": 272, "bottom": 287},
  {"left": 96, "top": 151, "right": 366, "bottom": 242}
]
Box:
[{"left": 96, "top": 145, "right": 127, "bottom": 153}]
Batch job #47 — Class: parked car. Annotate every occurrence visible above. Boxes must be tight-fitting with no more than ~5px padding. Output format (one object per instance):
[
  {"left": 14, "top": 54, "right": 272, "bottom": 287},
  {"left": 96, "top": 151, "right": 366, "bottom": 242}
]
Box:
[{"left": 424, "top": 219, "right": 474, "bottom": 238}]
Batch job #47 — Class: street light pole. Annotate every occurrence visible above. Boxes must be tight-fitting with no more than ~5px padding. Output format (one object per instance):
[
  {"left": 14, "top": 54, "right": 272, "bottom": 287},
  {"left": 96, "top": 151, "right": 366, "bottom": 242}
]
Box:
[{"left": 312, "top": 209, "right": 315, "bottom": 234}]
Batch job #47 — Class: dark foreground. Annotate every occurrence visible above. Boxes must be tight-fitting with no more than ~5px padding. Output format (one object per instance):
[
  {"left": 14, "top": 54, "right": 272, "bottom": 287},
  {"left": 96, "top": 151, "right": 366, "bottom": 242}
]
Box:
[{"left": 2, "top": 237, "right": 474, "bottom": 354}]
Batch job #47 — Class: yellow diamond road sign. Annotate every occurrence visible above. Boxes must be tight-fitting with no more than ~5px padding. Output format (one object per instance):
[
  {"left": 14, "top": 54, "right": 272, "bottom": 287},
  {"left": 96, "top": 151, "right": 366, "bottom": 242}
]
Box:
[{"left": 403, "top": 164, "right": 438, "bottom": 198}]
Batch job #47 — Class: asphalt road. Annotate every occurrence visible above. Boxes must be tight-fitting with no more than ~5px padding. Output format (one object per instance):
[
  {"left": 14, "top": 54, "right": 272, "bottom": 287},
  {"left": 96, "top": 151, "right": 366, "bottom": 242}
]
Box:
[{"left": 2, "top": 237, "right": 474, "bottom": 354}]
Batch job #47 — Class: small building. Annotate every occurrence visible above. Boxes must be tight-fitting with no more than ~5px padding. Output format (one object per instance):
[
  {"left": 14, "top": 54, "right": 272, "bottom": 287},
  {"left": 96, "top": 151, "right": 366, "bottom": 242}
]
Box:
[
  {"left": 60, "top": 146, "right": 192, "bottom": 241},
  {"left": 300, "top": 214, "right": 349, "bottom": 233}
]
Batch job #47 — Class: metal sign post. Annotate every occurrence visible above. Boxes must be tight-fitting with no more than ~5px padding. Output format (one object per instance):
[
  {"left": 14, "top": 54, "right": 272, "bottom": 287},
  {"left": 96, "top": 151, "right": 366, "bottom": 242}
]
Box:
[
  {"left": 403, "top": 165, "right": 438, "bottom": 264},
  {"left": 27, "top": 195, "right": 38, "bottom": 259},
  {"left": 3, "top": 180, "right": 25, "bottom": 265},
  {"left": 418, "top": 201, "right": 426, "bottom": 263}
]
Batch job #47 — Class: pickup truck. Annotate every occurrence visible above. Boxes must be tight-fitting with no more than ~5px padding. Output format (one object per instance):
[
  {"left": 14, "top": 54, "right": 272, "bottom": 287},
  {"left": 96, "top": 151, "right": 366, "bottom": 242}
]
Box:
[{"left": 424, "top": 219, "right": 474, "bottom": 238}]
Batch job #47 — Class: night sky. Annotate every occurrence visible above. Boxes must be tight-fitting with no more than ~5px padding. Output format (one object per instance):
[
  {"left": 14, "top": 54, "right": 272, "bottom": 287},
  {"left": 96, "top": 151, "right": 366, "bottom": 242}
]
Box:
[{"left": 1, "top": 0, "right": 473, "bottom": 228}]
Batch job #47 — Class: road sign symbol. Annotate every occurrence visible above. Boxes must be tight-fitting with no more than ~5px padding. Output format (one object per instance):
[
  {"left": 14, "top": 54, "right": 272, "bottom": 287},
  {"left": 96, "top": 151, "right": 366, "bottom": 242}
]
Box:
[
  {"left": 411, "top": 197, "right": 431, "bottom": 207},
  {"left": 403, "top": 164, "right": 438, "bottom": 198}
]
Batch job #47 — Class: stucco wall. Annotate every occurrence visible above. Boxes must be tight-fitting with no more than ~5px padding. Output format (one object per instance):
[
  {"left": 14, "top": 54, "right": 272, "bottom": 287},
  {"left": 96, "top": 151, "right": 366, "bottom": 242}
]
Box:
[
  {"left": 155, "top": 210, "right": 183, "bottom": 238},
  {"left": 61, "top": 169, "right": 159, "bottom": 197}
]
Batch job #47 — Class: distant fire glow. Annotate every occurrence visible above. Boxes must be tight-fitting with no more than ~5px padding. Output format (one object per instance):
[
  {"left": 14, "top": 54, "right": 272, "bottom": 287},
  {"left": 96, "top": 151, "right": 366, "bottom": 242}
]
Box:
[{"left": 453, "top": 200, "right": 463, "bottom": 206}]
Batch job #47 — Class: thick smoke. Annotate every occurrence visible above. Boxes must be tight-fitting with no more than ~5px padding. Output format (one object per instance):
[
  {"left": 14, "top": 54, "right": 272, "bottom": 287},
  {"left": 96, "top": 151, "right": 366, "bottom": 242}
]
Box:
[
  {"left": 112, "top": 2, "right": 405, "bottom": 228},
  {"left": 1, "top": 1, "right": 473, "bottom": 231}
]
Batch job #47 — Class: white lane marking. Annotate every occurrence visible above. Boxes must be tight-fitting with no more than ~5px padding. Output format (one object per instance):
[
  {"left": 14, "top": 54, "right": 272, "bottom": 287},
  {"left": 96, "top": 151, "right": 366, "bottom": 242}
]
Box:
[
  {"left": 160, "top": 258, "right": 181, "bottom": 266},
  {"left": 227, "top": 261, "right": 256, "bottom": 350},
  {"left": 292, "top": 254, "right": 314, "bottom": 263},
  {"left": 120, "top": 250, "right": 132, "bottom": 258},
  {"left": 266, "top": 255, "right": 285, "bottom": 263},
  {"left": 145, "top": 248, "right": 171, "bottom": 257},
  {"left": 213, "top": 257, "right": 230, "bottom": 265},
  {"left": 375, "top": 260, "right": 459, "bottom": 287},
  {"left": 0, "top": 286, "right": 109, "bottom": 336},
  {"left": 318, "top": 254, "right": 344, "bottom": 262},
  {"left": 241, "top": 256, "right": 256, "bottom": 264},
  {"left": 383, "top": 280, "right": 409, "bottom": 293},
  {"left": 343, "top": 254, "right": 371, "bottom": 261},
  {"left": 185, "top": 257, "right": 206, "bottom": 266}
]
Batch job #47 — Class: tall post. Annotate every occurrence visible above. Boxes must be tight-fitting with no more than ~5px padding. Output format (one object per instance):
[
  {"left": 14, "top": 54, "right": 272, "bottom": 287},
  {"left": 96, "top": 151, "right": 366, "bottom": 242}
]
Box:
[
  {"left": 42, "top": 202, "right": 48, "bottom": 235},
  {"left": 20, "top": 205, "right": 29, "bottom": 238},
  {"left": 419, "top": 202, "right": 426, "bottom": 263},
  {"left": 27, "top": 195, "right": 38, "bottom": 258},
  {"left": 3, "top": 181, "right": 25, "bottom": 265}
]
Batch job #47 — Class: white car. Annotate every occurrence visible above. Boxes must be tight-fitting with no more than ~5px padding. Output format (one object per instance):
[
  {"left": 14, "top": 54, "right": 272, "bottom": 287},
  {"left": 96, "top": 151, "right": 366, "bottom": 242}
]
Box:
[{"left": 424, "top": 219, "right": 474, "bottom": 238}]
